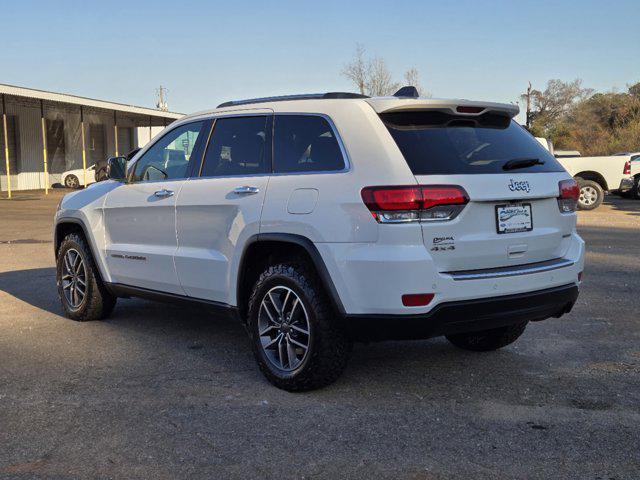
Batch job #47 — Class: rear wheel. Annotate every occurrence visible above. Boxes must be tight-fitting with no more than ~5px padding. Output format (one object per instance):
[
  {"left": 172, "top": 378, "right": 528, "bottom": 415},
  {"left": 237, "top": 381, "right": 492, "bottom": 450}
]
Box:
[
  {"left": 576, "top": 178, "right": 603, "bottom": 210},
  {"left": 446, "top": 322, "right": 528, "bottom": 352},
  {"left": 247, "top": 262, "right": 351, "bottom": 391},
  {"left": 56, "top": 233, "right": 116, "bottom": 321},
  {"left": 65, "top": 174, "right": 80, "bottom": 189}
]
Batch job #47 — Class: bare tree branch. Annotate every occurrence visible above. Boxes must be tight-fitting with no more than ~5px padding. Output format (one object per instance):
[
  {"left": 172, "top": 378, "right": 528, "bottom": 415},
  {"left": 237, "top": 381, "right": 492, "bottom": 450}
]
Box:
[
  {"left": 367, "top": 57, "right": 399, "bottom": 96},
  {"left": 403, "top": 68, "right": 430, "bottom": 97},
  {"left": 341, "top": 44, "right": 368, "bottom": 95},
  {"left": 342, "top": 44, "right": 426, "bottom": 97}
]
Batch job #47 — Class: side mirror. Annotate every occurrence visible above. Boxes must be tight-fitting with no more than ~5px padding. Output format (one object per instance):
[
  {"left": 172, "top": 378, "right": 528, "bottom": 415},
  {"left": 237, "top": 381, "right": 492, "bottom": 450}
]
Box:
[{"left": 107, "top": 156, "right": 127, "bottom": 181}]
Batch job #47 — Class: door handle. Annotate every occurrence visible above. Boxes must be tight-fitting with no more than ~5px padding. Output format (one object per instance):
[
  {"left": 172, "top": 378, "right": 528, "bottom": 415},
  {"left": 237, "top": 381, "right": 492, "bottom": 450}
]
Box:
[
  {"left": 233, "top": 186, "right": 260, "bottom": 195},
  {"left": 153, "top": 189, "right": 174, "bottom": 198}
]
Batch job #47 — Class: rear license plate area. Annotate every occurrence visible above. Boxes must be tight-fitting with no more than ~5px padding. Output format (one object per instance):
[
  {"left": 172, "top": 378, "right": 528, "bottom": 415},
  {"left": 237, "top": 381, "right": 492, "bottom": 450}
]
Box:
[{"left": 496, "top": 203, "right": 532, "bottom": 234}]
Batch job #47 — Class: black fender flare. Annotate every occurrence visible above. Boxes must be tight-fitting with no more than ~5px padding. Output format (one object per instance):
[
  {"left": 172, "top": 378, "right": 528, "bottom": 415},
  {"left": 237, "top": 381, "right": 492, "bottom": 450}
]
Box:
[
  {"left": 54, "top": 217, "right": 108, "bottom": 284},
  {"left": 237, "top": 233, "right": 346, "bottom": 315}
]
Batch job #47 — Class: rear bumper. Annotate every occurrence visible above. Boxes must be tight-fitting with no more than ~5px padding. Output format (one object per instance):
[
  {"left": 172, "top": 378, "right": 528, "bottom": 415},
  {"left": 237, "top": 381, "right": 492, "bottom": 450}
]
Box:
[
  {"left": 619, "top": 177, "right": 634, "bottom": 192},
  {"left": 344, "top": 283, "right": 579, "bottom": 342}
]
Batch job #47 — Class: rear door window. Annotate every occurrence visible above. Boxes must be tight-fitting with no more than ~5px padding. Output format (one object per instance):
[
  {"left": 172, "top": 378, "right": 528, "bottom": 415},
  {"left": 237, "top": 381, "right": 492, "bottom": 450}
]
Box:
[
  {"left": 380, "top": 111, "right": 565, "bottom": 175},
  {"left": 274, "top": 115, "right": 345, "bottom": 173}
]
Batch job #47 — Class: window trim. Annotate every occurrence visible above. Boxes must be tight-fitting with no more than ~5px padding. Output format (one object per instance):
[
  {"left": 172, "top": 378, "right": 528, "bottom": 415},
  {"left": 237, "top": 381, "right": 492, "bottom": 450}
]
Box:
[
  {"left": 196, "top": 114, "right": 273, "bottom": 179},
  {"left": 190, "top": 112, "right": 351, "bottom": 180},
  {"left": 271, "top": 112, "right": 351, "bottom": 176},
  {"left": 126, "top": 119, "right": 210, "bottom": 184}
]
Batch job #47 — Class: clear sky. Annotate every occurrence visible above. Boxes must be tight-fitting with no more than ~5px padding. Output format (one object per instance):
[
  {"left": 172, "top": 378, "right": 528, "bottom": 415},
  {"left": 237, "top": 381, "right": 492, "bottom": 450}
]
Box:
[{"left": 1, "top": 0, "right": 638, "bottom": 118}]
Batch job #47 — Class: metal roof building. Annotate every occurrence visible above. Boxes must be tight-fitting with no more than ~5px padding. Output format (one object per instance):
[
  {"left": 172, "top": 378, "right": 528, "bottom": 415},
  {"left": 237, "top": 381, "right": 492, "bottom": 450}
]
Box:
[{"left": 0, "top": 83, "right": 183, "bottom": 196}]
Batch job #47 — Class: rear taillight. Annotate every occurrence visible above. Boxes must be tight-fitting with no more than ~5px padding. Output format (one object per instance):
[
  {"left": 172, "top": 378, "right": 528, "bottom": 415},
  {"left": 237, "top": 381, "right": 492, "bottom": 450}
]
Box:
[
  {"left": 402, "top": 293, "right": 435, "bottom": 307},
  {"left": 557, "top": 179, "right": 579, "bottom": 213},
  {"left": 623, "top": 161, "right": 631, "bottom": 175},
  {"left": 361, "top": 185, "right": 469, "bottom": 223}
]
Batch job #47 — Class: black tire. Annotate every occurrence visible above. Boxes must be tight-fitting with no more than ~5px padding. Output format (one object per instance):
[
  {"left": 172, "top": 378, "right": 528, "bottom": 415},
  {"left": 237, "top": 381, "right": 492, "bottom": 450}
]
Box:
[
  {"left": 247, "top": 262, "right": 351, "bottom": 391},
  {"left": 576, "top": 178, "right": 603, "bottom": 210},
  {"left": 446, "top": 322, "right": 528, "bottom": 352},
  {"left": 56, "top": 233, "right": 116, "bottom": 321},
  {"left": 65, "top": 174, "right": 80, "bottom": 189},
  {"left": 632, "top": 176, "right": 640, "bottom": 200}
]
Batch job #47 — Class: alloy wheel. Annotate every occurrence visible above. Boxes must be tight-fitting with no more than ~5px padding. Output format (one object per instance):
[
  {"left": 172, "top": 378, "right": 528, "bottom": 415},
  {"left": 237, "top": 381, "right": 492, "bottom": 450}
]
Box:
[
  {"left": 66, "top": 176, "right": 79, "bottom": 188},
  {"left": 579, "top": 186, "right": 598, "bottom": 206},
  {"left": 258, "top": 286, "right": 311, "bottom": 372},
  {"left": 61, "top": 248, "right": 87, "bottom": 309}
]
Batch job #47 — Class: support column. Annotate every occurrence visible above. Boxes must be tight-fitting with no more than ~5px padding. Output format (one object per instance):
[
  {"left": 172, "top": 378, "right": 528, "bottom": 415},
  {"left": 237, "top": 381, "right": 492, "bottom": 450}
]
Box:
[
  {"left": 40, "top": 100, "right": 49, "bottom": 194},
  {"left": 149, "top": 115, "right": 152, "bottom": 146},
  {"left": 113, "top": 111, "right": 118, "bottom": 156},
  {"left": 80, "top": 106, "right": 87, "bottom": 187},
  {"left": 2, "top": 94, "right": 11, "bottom": 199}
]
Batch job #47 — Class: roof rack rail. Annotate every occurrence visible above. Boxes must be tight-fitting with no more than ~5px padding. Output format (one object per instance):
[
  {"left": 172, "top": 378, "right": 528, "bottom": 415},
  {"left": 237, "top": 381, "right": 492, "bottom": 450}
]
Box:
[{"left": 217, "top": 92, "right": 369, "bottom": 109}]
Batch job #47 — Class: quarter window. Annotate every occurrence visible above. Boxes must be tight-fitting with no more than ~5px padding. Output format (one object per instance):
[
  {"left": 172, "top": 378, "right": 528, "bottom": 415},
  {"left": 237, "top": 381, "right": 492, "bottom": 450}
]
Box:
[
  {"left": 274, "top": 115, "right": 345, "bottom": 173},
  {"left": 200, "top": 116, "right": 270, "bottom": 177},
  {"left": 131, "top": 121, "right": 205, "bottom": 182}
]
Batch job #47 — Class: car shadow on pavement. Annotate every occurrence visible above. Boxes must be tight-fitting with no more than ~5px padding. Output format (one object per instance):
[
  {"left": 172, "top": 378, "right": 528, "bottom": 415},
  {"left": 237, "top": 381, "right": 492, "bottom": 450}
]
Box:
[
  {"left": 603, "top": 195, "right": 640, "bottom": 215},
  {"left": 0, "top": 266, "right": 247, "bottom": 338},
  {"left": 0, "top": 267, "right": 63, "bottom": 316},
  {"left": 0, "top": 267, "right": 564, "bottom": 391}
]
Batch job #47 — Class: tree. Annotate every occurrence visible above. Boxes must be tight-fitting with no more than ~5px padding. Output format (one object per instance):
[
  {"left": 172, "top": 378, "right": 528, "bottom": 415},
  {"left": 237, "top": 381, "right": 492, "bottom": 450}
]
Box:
[
  {"left": 531, "top": 79, "right": 593, "bottom": 120},
  {"left": 342, "top": 45, "right": 427, "bottom": 97},
  {"left": 539, "top": 80, "right": 640, "bottom": 155},
  {"left": 525, "top": 79, "right": 593, "bottom": 137},
  {"left": 366, "top": 57, "right": 399, "bottom": 96},
  {"left": 341, "top": 44, "right": 368, "bottom": 95},
  {"left": 404, "top": 68, "right": 429, "bottom": 97}
]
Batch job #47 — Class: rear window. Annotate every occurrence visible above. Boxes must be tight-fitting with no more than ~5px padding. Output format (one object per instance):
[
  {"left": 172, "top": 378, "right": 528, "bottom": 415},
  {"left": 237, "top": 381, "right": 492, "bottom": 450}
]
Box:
[
  {"left": 381, "top": 111, "right": 565, "bottom": 175},
  {"left": 274, "top": 115, "right": 345, "bottom": 173}
]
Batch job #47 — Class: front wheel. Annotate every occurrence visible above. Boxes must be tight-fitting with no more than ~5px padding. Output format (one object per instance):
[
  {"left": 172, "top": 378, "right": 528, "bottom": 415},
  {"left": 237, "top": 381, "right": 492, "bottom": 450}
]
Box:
[
  {"left": 446, "top": 322, "right": 528, "bottom": 352},
  {"left": 247, "top": 262, "right": 351, "bottom": 391},
  {"left": 576, "top": 178, "right": 604, "bottom": 210},
  {"left": 56, "top": 233, "right": 116, "bottom": 321}
]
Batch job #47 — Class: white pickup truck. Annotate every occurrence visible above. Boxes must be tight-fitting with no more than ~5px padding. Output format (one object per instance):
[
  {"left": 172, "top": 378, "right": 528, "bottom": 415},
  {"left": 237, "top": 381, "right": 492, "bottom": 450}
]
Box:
[
  {"left": 616, "top": 152, "right": 640, "bottom": 199},
  {"left": 555, "top": 155, "right": 634, "bottom": 209},
  {"left": 533, "top": 139, "right": 634, "bottom": 209}
]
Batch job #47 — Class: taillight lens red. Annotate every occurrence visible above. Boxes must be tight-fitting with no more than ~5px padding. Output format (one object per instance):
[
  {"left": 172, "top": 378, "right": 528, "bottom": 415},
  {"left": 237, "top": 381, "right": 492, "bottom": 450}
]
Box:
[
  {"left": 361, "top": 185, "right": 469, "bottom": 223},
  {"left": 623, "top": 161, "right": 631, "bottom": 175},
  {"left": 558, "top": 179, "right": 579, "bottom": 213},
  {"left": 361, "top": 186, "right": 422, "bottom": 211},
  {"left": 422, "top": 186, "right": 469, "bottom": 209}
]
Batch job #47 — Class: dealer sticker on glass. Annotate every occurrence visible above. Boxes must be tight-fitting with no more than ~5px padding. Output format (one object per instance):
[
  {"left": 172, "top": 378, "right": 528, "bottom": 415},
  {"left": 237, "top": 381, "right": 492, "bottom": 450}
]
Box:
[{"left": 495, "top": 203, "right": 532, "bottom": 234}]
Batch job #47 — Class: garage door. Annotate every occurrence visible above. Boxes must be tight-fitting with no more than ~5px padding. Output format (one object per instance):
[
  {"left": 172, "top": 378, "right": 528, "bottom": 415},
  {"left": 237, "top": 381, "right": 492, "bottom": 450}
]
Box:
[
  {"left": 117, "top": 127, "right": 133, "bottom": 157},
  {"left": 89, "top": 124, "right": 106, "bottom": 166}
]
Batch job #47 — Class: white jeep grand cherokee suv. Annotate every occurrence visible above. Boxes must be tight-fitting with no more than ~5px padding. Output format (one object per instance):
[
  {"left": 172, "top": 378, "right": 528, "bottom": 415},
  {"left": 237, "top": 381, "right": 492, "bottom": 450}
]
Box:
[{"left": 54, "top": 89, "right": 585, "bottom": 391}]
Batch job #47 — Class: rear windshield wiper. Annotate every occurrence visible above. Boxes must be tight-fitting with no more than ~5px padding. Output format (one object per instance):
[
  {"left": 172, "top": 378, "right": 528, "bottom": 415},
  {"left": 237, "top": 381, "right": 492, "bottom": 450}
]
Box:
[{"left": 502, "top": 158, "right": 545, "bottom": 171}]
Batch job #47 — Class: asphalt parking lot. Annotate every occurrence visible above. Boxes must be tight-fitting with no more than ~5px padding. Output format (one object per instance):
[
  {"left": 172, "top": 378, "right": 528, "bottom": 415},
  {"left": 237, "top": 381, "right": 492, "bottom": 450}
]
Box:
[{"left": 1, "top": 189, "right": 639, "bottom": 479}]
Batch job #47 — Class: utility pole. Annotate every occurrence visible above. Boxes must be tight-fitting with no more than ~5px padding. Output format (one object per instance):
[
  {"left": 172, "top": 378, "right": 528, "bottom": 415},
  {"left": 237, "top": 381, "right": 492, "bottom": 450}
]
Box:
[
  {"left": 525, "top": 81, "right": 532, "bottom": 128},
  {"left": 156, "top": 86, "right": 168, "bottom": 111}
]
